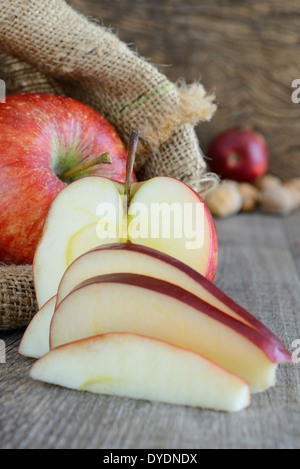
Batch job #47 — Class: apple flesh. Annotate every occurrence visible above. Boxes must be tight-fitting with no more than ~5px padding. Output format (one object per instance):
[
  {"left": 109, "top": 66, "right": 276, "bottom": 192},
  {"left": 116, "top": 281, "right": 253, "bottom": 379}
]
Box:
[
  {"left": 207, "top": 129, "right": 269, "bottom": 183},
  {"left": 0, "top": 93, "right": 134, "bottom": 264},
  {"left": 49, "top": 272, "right": 289, "bottom": 393},
  {"left": 127, "top": 177, "right": 218, "bottom": 283},
  {"left": 18, "top": 296, "right": 55, "bottom": 358},
  {"left": 30, "top": 332, "right": 251, "bottom": 412},
  {"left": 33, "top": 175, "right": 218, "bottom": 308},
  {"left": 33, "top": 177, "right": 125, "bottom": 307}
]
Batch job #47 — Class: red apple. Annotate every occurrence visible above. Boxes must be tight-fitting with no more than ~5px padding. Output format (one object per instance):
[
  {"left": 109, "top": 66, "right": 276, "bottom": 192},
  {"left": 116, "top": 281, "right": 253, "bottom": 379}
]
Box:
[
  {"left": 207, "top": 129, "right": 269, "bottom": 183},
  {"left": 0, "top": 93, "right": 136, "bottom": 264}
]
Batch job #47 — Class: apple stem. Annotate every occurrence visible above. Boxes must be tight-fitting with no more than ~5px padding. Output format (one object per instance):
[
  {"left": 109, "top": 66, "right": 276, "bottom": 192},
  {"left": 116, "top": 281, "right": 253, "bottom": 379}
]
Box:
[
  {"left": 123, "top": 130, "right": 139, "bottom": 207},
  {"left": 59, "top": 153, "right": 112, "bottom": 181}
]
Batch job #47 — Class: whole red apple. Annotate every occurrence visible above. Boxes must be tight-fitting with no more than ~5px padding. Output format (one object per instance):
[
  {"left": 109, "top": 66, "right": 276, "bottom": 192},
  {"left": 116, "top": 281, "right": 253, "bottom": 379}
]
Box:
[
  {"left": 207, "top": 129, "right": 269, "bottom": 183},
  {"left": 0, "top": 93, "right": 136, "bottom": 264}
]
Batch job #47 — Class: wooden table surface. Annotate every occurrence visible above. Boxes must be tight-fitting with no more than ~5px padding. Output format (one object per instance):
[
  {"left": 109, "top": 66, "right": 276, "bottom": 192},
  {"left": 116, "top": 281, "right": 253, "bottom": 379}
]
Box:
[{"left": 1, "top": 211, "right": 299, "bottom": 449}]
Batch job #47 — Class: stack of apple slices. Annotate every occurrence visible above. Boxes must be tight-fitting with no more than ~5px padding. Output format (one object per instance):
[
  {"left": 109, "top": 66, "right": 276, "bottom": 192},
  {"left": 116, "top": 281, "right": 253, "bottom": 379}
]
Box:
[
  {"left": 20, "top": 132, "right": 292, "bottom": 412},
  {"left": 20, "top": 242, "right": 292, "bottom": 413}
]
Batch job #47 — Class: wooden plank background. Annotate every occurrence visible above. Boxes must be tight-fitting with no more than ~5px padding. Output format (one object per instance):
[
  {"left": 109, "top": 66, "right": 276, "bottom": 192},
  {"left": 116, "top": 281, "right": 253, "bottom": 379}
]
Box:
[
  {"left": 68, "top": 0, "right": 300, "bottom": 179},
  {"left": 1, "top": 212, "right": 299, "bottom": 449}
]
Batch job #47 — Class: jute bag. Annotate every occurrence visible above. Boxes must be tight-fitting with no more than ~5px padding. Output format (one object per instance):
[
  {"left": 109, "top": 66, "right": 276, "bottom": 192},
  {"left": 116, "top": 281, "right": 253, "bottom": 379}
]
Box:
[{"left": 0, "top": 0, "right": 217, "bottom": 329}]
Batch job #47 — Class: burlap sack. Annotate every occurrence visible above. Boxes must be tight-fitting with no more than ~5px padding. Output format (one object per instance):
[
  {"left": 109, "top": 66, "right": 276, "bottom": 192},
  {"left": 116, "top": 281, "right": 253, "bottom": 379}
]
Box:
[
  {"left": 0, "top": 264, "right": 37, "bottom": 329},
  {"left": 0, "top": 0, "right": 218, "bottom": 329}
]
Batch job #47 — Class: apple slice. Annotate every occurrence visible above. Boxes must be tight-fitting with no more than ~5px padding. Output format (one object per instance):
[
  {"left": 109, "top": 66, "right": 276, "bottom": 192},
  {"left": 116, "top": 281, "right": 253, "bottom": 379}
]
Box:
[
  {"left": 30, "top": 333, "right": 250, "bottom": 412},
  {"left": 18, "top": 296, "right": 55, "bottom": 358},
  {"left": 55, "top": 243, "right": 290, "bottom": 354},
  {"left": 50, "top": 273, "right": 290, "bottom": 393},
  {"left": 33, "top": 176, "right": 126, "bottom": 308},
  {"left": 127, "top": 176, "right": 218, "bottom": 281}
]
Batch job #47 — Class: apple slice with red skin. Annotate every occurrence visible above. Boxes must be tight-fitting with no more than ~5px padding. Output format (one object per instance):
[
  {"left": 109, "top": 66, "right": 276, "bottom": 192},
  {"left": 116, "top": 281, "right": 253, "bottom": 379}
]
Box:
[
  {"left": 30, "top": 332, "right": 251, "bottom": 412},
  {"left": 49, "top": 272, "right": 291, "bottom": 393},
  {"left": 126, "top": 176, "right": 218, "bottom": 284}
]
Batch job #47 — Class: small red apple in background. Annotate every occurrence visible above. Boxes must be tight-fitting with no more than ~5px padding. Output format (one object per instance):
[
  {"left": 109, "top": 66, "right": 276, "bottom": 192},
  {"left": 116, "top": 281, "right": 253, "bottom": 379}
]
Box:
[
  {"left": 0, "top": 93, "right": 136, "bottom": 264},
  {"left": 207, "top": 129, "right": 269, "bottom": 183}
]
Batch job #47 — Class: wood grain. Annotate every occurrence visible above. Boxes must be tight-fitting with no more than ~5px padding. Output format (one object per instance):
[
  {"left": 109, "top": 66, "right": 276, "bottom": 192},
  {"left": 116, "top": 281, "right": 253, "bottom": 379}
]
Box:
[
  {"left": 1, "top": 212, "right": 299, "bottom": 449},
  {"left": 68, "top": 0, "right": 300, "bottom": 179}
]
